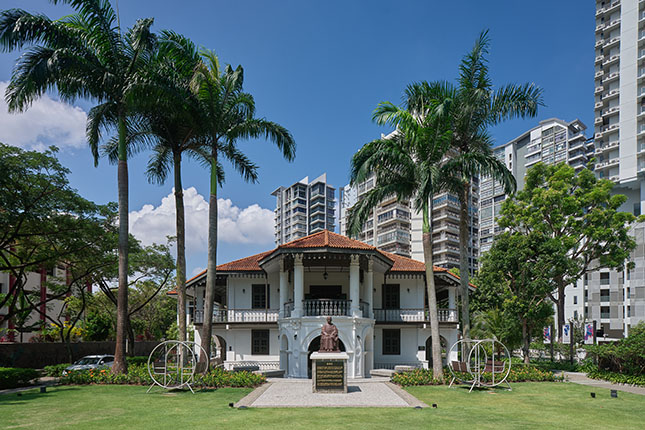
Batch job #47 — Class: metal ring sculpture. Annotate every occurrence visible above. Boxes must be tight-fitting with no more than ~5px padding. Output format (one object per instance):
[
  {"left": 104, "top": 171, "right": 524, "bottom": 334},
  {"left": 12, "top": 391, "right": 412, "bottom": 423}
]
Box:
[
  {"left": 146, "top": 340, "right": 209, "bottom": 394},
  {"left": 447, "top": 338, "right": 512, "bottom": 392}
]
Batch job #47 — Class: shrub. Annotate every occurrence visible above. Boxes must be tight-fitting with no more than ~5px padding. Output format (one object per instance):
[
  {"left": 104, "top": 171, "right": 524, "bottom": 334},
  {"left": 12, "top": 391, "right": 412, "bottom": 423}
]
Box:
[
  {"left": 391, "top": 363, "right": 559, "bottom": 387},
  {"left": 59, "top": 364, "right": 265, "bottom": 388},
  {"left": 43, "top": 363, "right": 71, "bottom": 377},
  {"left": 587, "top": 369, "right": 645, "bottom": 386},
  {"left": 125, "top": 356, "right": 149, "bottom": 366},
  {"left": 531, "top": 360, "right": 579, "bottom": 372},
  {"left": 0, "top": 367, "right": 39, "bottom": 389},
  {"left": 585, "top": 322, "right": 645, "bottom": 376}
]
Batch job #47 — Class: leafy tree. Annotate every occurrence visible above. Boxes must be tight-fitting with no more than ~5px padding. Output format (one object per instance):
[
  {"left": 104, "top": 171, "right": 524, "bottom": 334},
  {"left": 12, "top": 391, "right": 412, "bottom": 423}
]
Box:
[
  {"left": 0, "top": 0, "right": 158, "bottom": 373},
  {"left": 477, "top": 232, "right": 554, "bottom": 363},
  {"left": 0, "top": 144, "right": 116, "bottom": 336},
  {"left": 471, "top": 308, "right": 522, "bottom": 353},
  {"left": 433, "top": 30, "right": 542, "bottom": 341},
  {"left": 91, "top": 241, "right": 175, "bottom": 352},
  {"left": 349, "top": 81, "right": 452, "bottom": 380},
  {"left": 83, "top": 310, "right": 112, "bottom": 341},
  {"left": 499, "top": 162, "right": 637, "bottom": 341},
  {"left": 191, "top": 51, "right": 295, "bottom": 361}
]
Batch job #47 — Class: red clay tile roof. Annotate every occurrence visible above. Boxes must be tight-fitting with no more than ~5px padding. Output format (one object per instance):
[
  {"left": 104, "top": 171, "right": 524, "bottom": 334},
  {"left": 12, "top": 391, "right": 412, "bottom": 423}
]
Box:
[
  {"left": 279, "top": 230, "right": 374, "bottom": 250},
  {"left": 184, "top": 231, "right": 463, "bottom": 282}
]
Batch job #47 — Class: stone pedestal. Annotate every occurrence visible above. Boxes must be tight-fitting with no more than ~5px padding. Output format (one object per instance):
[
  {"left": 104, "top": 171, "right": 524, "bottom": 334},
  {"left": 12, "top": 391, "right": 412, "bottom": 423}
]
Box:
[{"left": 311, "top": 352, "right": 348, "bottom": 393}]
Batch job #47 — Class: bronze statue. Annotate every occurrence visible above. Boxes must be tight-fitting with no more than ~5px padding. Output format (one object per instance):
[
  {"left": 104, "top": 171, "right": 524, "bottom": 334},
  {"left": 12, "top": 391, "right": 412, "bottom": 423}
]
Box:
[{"left": 319, "top": 316, "right": 340, "bottom": 352}]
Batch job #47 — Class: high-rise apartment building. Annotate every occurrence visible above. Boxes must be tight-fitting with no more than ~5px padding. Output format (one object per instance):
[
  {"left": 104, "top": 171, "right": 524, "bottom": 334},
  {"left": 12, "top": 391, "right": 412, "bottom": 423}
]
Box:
[
  {"left": 339, "top": 175, "right": 413, "bottom": 256},
  {"left": 272, "top": 173, "right": 336, "bottom": 245},
  {"left": 589, "top": 0, "right": 645, "bottom": 338},
  {"left": 478, "top": 118, "right": 591, "bottom": 253},
  {"left": 340, "top": 169, "right": 479, "bottom": 274}
]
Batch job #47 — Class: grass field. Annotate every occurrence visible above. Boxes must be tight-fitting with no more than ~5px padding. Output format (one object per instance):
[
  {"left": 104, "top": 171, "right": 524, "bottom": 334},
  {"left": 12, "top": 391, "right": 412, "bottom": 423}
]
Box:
[{"left": 1, "top": 382, "right": 643, "bottom": 429}]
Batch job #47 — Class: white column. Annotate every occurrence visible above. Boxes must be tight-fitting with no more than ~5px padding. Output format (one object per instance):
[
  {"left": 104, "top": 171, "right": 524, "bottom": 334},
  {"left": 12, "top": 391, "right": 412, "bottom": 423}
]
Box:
[
  {"left": 293, "top": 253, "right": 304, "bottom": 317},
  {"left": 350, "top": 254, "right": 360, "bottom": 317},
  {"left": 366, "top": 258, "right": 374, "bottom": 318},
  {"left": 448, "top": 287, "right": 456, "bottom": 310},
  {"left": 279, "top": 257, "right": 287, "bottom": 318}
]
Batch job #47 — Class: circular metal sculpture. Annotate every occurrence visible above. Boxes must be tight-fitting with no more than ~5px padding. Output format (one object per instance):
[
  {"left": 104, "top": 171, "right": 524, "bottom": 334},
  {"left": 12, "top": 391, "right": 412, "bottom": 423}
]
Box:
[
  {"left": 146, "top": 340, "right": 209, "bottom": 394},
  {"left": 447, "top": 338, "right": 512, "bottom": 392}
]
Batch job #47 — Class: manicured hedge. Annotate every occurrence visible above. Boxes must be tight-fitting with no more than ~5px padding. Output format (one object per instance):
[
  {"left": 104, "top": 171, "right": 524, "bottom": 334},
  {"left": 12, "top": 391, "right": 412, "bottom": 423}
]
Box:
[
  {"left": 391, "top": 364, "right": 559, "bottom": 387},
  {"left": 59, "top": 364, "right": 266, "bottom": 388},
  {"left": 44, "top": 363, "right": 70, "bottom": 377},
  {"left": 0, "top": 367, "right": 39, "bottom": 389}
]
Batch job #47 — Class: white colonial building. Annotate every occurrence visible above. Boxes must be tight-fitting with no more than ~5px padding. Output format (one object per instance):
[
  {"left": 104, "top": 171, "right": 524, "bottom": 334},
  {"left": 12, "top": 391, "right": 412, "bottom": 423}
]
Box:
[{"left": 185, "top": 231, "right": 466, "bottom": 378}]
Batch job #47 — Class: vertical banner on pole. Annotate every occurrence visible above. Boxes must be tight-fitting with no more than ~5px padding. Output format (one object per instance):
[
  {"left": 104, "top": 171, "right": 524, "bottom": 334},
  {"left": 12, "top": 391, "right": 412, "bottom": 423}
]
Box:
[
  {"left": 562, "top": 323, "right": 571, "bottom": 345},
  {"left": 584, "top": 322, "right": 594, "bottom": 345},
  {"left": 543, "top": 326, "right": 551, "bottom": 344}
]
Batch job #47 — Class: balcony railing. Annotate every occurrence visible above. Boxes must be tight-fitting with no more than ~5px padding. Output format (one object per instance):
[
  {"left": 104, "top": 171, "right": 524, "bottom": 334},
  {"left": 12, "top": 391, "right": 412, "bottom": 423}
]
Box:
[
  {"left": 194, "top": 308, "right": 279, "bottom": 324},
  {"left": 373, "top": 308, "right": 458, "bottom": 323},
  {"left": 284, "top": 299, "right": 369, "bottom": 318}
]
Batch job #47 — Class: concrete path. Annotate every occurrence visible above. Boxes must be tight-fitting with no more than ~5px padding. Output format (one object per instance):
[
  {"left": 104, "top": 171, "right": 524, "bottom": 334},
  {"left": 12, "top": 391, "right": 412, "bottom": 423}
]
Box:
[
  {"left": 561, "top": 372, "right": 645, "bottom": 396},
  {"left": 0, "top": 377, "right": 59, "bottom": 396},
  {"left": 236, "top": 377, "right": 427, "bottom": 408}
]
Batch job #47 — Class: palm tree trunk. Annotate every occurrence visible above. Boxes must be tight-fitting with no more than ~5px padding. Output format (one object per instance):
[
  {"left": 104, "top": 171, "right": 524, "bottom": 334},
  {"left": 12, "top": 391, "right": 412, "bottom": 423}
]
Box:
[
  {"left": 113, "top": 112, "right": 129, "bottom": 374},
  {"left": 458, "top": 183, "right": 471, "bottom": 341},
  {"left": 200, "top": 147, "right": 218, "bottom": 365},
  {"left": 173, "top": 152, "right": 187, "bottom": 343},
  {"left": 422, "top": 201, "right": 443, "bottom": 381}
]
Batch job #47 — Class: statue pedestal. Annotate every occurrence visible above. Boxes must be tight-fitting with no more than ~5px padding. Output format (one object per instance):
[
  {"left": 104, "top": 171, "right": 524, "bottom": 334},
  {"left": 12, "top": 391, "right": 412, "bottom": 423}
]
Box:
[{"left": 311, "top": 352, "right": 348, "bottom": 393}]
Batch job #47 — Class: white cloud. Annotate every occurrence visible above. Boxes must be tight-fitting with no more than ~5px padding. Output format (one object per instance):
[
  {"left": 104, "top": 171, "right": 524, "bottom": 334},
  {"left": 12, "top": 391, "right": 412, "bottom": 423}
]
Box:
[
  {"left": 129, "top": 187, "right": 275, "bottom": 252},
  {"left": 0, "top": 81, "right": 87, "bottom": 150}
]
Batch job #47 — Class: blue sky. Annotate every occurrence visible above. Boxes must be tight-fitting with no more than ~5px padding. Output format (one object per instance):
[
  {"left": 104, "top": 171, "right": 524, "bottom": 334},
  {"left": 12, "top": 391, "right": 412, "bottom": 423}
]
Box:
[{"left": 0, "top": 1, "right": 594, "bottom": 276}]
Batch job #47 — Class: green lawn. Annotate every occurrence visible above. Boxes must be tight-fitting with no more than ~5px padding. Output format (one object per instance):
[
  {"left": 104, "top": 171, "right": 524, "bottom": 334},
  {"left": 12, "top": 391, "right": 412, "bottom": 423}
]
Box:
[{"left": 1, "top": 383, "right": 643, "bottom": 430}]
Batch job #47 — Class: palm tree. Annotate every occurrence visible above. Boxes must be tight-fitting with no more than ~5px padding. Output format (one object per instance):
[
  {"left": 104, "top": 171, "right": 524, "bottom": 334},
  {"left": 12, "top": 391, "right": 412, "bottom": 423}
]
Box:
[
  {"left": 191, "top": 51, "right": 296, "bottom": 360},
  {"left": 348, "top": 82, "right": 452, "bottom": 380},
  {"left": 436, "top": 30, "right": 542, "bottom": 341},
  {"left": 0, "top": 1, "right": 157, "bottom": 373},
  {"left": 130, "top": 31, "right": 204, "bottom": 344}
]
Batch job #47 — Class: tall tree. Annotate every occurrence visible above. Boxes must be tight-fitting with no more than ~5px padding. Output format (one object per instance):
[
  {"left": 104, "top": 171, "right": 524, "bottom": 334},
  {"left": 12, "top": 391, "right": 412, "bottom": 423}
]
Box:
[
  {"left": 191, "top": 51, "right": 295, "bottom": 360},
  {"left": 0, "top": 1, "right": 157, "bottom": 373},
  {"left": 477, "top": 232, "right": 554, "bottom": 363},
  {"left": 435, "top": 30, "right": 542, "bottom": 340},
  {"left": 0, "top": 144, "right": 116, "bottom": 327},
  {"left": 499, "top": 162, "right": 637, "bottom": 341},
  {"left": 112, "top": 30, "right": 204, "bottom": 343},
  {"left": 348, "top": 82, "right": 452, "bottom": 380}
]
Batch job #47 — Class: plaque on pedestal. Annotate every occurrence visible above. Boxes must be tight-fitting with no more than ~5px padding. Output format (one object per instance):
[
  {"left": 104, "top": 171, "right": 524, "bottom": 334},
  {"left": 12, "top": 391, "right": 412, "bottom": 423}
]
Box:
[{"left": 311, "top": 352, "right": 348, "bottom": 393}]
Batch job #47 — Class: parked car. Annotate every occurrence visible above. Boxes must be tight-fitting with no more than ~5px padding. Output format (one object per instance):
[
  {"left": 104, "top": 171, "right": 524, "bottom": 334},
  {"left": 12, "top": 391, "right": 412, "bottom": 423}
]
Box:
[{"left": 62, "top": 355, "right": 114, "bottom": 375}]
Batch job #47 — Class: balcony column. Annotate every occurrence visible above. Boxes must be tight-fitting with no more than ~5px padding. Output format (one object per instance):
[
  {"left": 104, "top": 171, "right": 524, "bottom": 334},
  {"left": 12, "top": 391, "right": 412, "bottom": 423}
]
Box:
[
  {"left": 447, "top": 287, "right": 459, "bottom": 321},
  {"left": 279, "top": 257, "right": 288, "bottom": 318},
  {"left": 365, "top": 257, "right": 374, "bottom": 318},
  {"left": 350, "top": 254, "right": 361, "bottom": 317},
  {"left": 448, "top": 286, "right": 456, "bottom": 310},
  {"left": 293, "top": 253, "right": 304, "bottom": 317}
]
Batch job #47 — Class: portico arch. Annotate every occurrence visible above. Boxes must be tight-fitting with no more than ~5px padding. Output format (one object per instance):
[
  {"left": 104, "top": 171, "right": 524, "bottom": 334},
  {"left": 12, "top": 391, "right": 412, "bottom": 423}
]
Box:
[
  {"left": 280, "top": 334, "right": 289, "bottom": 373},
  {"left": 307, "top": 335, "right": 346, "bottom": 378}
]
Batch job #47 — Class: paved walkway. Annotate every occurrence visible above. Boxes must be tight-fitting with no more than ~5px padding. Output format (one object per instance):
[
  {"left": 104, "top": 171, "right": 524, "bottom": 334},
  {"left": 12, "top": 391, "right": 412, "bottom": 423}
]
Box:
[
  {"left": 236, "top": 377, "right": 427, "bottom": 408},
  {"left": 561, "top": 372, "right": 645, "bottom": 396},
  {"left": 0, "top": 377, "right": 59, "bottom": 396}
]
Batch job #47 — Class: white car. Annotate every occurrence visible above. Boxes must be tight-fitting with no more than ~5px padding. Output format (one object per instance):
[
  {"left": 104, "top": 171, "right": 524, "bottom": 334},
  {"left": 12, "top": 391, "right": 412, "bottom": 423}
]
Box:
[{"left": 62, "top": 355, "right": 114, "bottom": 375}]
